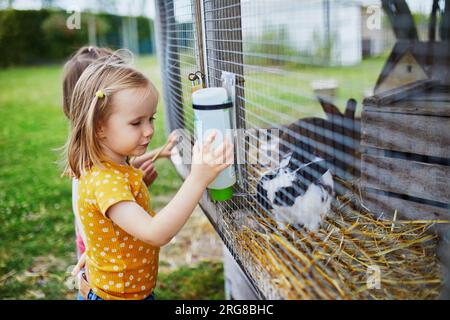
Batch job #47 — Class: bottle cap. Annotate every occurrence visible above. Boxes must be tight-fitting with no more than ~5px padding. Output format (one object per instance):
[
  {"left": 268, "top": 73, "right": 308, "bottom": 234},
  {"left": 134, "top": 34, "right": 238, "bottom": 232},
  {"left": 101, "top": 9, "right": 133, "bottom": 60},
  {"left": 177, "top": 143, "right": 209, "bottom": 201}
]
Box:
[{"left": 209, "top": 186, "right": 233, "bottom": 201}]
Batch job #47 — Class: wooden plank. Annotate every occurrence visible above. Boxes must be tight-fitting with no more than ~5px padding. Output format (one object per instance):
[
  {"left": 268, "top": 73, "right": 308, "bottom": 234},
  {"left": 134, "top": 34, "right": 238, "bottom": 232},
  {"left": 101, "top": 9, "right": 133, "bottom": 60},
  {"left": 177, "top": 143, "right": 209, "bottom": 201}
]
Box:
[
  {"left": 362, "top": 190, "right": 450, "bottom": 221},
  {"left": 223, "top": 245, "right": 259, "bottom": 299},
  {"left": 364, "top": 100, "right": 450, "bottom": 117},
  {"left": 368, "top": 79, "right": 434, "bottom": 105},
  {"left": 361, "top": 154, "right": 450, "bottom": 204},
  {"left": 361, "top": 110, "right": 450, "bottom": 158},
  {"left": 193, "top": 0, "right": 206, "bottom": 76}
]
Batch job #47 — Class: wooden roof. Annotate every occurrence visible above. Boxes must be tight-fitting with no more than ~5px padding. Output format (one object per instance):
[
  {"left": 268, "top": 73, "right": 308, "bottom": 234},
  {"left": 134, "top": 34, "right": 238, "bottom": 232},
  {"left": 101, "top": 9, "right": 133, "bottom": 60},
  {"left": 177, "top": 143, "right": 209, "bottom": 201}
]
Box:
[{"left": 374, "top": 40, "right": 450, "bottom": 93}]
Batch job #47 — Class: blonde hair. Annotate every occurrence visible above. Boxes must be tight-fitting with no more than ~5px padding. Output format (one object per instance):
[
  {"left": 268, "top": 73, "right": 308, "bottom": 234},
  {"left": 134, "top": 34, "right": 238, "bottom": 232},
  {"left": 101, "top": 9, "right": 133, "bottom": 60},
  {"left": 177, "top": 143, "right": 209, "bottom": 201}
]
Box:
[
  {"left": 62, "top": 46, "right": 117, "bottom": 119},
  {"left": 62, "top": 54, "right": 158, "bottom": 178}
]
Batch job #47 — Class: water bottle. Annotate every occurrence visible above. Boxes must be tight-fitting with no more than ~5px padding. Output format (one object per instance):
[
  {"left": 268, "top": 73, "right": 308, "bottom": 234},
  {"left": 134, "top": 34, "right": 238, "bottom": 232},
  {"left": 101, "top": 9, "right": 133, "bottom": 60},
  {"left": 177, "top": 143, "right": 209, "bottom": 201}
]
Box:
[{"left": 192, "top": 87, "right": 236, "bottom": 201}]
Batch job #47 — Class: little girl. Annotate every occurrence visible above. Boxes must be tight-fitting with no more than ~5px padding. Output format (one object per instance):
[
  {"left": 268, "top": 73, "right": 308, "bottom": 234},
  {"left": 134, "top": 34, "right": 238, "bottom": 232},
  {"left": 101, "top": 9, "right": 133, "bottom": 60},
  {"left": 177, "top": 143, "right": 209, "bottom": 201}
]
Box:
[
  {"left": 62, "top": 46, "right": 176, "bottom": 261},
  {"left": 63, "top": 57, "right": 233, "bottom": 300}
]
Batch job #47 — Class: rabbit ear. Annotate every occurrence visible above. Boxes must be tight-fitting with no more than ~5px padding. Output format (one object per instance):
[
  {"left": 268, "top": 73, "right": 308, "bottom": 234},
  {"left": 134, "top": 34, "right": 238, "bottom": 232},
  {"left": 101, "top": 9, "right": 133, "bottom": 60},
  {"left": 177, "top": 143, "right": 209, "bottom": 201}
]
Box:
[
  {"left": 345, "top": 98, "right": 357, "bottom": 119},
  {"left": 319, "top": 170, "right": 334, "bottom": 192},
  {"left": 279, "top": 152, "right": 293, "bottom": 168},
  {"left": 318, "top": 97, "right": 342, "bottom": 120}
]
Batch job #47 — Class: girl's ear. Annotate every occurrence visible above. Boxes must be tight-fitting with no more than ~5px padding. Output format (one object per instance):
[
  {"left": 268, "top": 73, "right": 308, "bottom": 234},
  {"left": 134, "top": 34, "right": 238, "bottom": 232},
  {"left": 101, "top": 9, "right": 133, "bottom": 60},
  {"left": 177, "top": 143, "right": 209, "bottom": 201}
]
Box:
[{"left": 97, "top": 125, "right": 106, "bottom": 139}]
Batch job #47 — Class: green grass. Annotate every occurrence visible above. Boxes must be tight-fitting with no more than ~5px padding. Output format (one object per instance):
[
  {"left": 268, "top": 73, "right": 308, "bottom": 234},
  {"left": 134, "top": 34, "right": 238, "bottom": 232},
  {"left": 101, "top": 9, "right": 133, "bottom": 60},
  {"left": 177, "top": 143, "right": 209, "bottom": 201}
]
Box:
[
  {"left": 0, "top": 55, "right": 222, "bottom": 300},
  {"left": 157, "top": 261, "right": 224, "bottom": 300},
  {"left": 242, "top": 54, "right": 387, "bottom": 127},
  {"left": 0, "top": 63, "right": 74, "bottom": 299}
]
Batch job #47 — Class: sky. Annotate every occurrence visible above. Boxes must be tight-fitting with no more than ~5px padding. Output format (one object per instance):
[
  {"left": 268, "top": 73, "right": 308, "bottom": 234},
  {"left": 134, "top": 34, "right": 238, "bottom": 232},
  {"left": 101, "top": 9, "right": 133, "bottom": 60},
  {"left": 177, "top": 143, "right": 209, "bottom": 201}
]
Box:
[
  {"left": 0, "top": 0, "right": 435, "bottom": 17},
  {"left": 0, "top": 0, "right": 156, "bottom": 17},
  {"left": 358, "top": 0, "right": 432, "bottom": 13}
]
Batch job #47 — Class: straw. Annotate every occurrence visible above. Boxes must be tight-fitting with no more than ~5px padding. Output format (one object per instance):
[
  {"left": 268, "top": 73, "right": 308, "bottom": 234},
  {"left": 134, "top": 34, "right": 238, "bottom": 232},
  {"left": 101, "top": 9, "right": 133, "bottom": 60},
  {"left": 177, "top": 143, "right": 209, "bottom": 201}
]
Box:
[{"left": 222, "top": 174, "right": 448, "bottom": 300}]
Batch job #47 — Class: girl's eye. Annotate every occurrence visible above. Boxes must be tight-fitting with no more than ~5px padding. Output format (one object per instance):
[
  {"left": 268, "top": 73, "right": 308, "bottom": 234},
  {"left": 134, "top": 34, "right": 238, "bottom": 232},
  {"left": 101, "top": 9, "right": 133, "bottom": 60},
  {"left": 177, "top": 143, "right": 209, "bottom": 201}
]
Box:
[{"left": 131, "top": 117, "right": 155, "bottom": 126}]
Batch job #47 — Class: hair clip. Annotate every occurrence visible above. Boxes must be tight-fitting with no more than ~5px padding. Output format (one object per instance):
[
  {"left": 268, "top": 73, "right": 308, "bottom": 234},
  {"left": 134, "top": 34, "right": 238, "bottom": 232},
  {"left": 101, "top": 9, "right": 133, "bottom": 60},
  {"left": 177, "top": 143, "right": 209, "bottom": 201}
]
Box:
[{"left": 95, "top": 90, "right": 105, "bottom": 99}]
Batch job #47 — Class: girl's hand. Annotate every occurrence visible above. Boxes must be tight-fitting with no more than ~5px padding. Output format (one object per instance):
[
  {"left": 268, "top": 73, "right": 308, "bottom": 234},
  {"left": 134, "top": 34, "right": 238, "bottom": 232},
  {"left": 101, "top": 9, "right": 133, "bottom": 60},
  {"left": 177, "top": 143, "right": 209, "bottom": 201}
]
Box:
[
  {"left": 131, "top": 130, "right": 179, "bottom": 169},
  {"left": 139, "top": 160, "right": 158, "bottom": 187},
  {"left": 155, "top": 130, "right": 178, "bottom": 159},
  {"left": 189, "top": 130, "right": 234, "bottom": 188},
  {"left": 71, "top": 252, "right": 86, "bottom": 276}
]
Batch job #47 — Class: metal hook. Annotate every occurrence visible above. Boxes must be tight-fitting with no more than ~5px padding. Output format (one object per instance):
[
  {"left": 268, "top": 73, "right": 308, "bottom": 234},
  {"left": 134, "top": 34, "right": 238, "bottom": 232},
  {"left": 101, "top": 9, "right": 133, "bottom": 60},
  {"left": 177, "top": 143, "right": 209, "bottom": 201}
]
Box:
[
  {"left": 188, "top": 71, "right": 205, "bottom": 83},
  {"left": 188, "top": 72, "right": 198, "bottom": 82},
  {"left": 195, "top": 71, "right": 205, "bottom": 84}
]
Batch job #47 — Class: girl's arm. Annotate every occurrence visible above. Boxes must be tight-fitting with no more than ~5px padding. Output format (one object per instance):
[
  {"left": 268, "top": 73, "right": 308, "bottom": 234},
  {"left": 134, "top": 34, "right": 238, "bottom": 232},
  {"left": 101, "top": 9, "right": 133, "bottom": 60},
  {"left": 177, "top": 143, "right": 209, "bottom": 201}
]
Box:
[
  {"left": 71, "top": 252, "right": 86, "bottom": 276},
  {"left": 106, "top": 174, "right": 207, "bottom": 247},
  {"left": 107, "top": 131, "right": 233, "bottom": 247},
  {"left": 72, "top": 179, "right": 88, "bottom": 247}
]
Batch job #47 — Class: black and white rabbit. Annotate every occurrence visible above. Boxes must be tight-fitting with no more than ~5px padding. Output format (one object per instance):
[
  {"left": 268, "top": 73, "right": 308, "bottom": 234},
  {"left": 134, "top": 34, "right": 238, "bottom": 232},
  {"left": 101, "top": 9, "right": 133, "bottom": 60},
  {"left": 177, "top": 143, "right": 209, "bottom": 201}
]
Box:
[{"left": 256, "top": 151, "right": 334, "bottom": 231}]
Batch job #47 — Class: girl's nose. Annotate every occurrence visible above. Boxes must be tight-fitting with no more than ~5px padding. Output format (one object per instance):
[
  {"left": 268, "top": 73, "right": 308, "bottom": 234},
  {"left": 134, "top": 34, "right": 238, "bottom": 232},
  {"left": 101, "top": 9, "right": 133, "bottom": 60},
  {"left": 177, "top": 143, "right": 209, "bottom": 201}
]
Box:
[{"left": 143, "top": 123, "right": 154, "bottom": 138}]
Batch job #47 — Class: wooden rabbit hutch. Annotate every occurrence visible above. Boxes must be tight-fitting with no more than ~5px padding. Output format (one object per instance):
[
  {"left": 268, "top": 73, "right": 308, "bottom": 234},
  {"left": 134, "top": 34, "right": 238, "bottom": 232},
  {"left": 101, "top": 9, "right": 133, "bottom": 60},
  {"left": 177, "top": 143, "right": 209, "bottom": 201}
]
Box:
[
  {"left": 155, "top": 0, "right": 450, "bottom": 299},
  {"left": 361, "top": 44, "right": 450, "bottom": 221}
]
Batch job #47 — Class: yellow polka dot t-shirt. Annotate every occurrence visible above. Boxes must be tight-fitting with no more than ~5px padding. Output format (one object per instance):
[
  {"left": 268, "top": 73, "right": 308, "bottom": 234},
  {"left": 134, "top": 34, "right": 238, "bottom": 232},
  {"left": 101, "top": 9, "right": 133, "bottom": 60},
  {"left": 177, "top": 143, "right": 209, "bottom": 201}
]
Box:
[{"left": 78, "top": 160, "right": 159, "bottom": 300}]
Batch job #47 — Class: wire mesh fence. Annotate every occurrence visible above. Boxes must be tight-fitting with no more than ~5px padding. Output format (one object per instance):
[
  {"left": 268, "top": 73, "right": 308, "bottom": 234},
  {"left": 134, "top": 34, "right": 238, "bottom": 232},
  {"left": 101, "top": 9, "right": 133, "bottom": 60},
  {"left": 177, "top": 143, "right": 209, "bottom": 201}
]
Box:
[{"left": 155, "top": 0, "right": 450, "bottom": 299}]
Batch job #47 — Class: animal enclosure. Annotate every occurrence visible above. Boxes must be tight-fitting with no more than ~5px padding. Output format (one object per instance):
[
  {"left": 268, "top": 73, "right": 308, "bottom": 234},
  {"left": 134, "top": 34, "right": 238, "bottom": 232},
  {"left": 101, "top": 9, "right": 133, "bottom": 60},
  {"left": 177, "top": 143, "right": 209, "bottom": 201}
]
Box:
[{"left": 155, "top": 0, "right": 450, "bottom": 299}]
